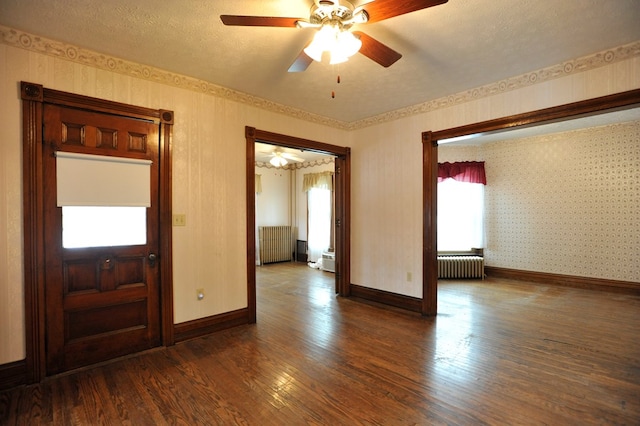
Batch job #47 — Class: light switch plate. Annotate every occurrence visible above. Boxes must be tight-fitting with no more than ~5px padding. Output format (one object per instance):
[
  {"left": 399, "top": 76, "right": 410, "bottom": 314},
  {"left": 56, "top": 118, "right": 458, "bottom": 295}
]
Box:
[{"left": 172, "top": 214, "right": 186, "bottom": 226}]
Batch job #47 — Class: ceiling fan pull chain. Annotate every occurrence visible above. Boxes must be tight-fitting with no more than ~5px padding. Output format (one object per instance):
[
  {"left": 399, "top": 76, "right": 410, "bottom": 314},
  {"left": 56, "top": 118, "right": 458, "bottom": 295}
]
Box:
[{"left": 332, "top": 69, "right": 341, "bottom": 98}]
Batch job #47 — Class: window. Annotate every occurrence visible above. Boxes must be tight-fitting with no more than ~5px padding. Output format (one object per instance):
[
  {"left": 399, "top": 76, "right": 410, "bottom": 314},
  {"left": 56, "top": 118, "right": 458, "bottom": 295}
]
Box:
[
  {"left": 438, "top": 180, "right": 484, "bottom": 251},
  {"left": 56, "top": 152, "right": 151, "bottom": 207},
  {"left": 62, "top": 206, "right": 147, "bottom": 248},
  {"left": 56, "top": 152, "right": 152, "bottom": 249},
  {"left": 307, "top": 187, "right": 331, "bottom": 263},
  {"left": 437, "top": 162, "right": 486, "bottom": 251},
  {"left": 304, "top": 171, "right": 334, "bottom": 263}
]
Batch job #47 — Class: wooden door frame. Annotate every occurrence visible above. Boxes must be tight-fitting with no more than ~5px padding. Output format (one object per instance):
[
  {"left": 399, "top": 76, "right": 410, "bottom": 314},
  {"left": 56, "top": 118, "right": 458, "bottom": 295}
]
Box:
[
  {"left": 20, "top": 82, "right": 175, "bottom": 383},
  {"left": 422, "top": 88, "right": 640, "bottom": 316},
  {"left": 245, "top": 126, "right": 351, "bottom": 322}
]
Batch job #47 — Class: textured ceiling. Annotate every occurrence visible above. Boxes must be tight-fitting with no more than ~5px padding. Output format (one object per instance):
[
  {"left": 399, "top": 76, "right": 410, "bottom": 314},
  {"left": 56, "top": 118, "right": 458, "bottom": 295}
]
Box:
[
  {"left": 255, "top": 142, "right": 330, "bottom": 164},
  {"left": 2, "top": 0, "right": 640, "bottom": 125},
  {"left": 439, "top": 108, "right": 640, "bottom": 146}
]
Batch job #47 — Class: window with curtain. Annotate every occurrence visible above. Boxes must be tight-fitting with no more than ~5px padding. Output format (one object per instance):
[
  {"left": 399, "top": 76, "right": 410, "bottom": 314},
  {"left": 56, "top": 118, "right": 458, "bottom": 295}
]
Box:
[
  {"left": 304, "top": 171, "right": 334, "bottom": 263},
  {"left": 437, "top": 161, "right": 486, "bottom": 251}
]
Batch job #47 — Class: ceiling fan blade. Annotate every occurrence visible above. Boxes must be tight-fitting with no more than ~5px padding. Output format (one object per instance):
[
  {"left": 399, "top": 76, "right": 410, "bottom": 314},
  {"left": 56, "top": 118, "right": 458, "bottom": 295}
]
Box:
[
  {"left": 220, "top": 15, "right": 302, "bottom": 27},
  {"left": 288, "top": 48, "right": 314, "bottom": 73},
  {"left": 354, "top": 31, "right": 402, "bottom": 67},
  {"left": 281, "top": 153, "right": 304, "bottom": 162},
  {"left": 361, "top": 0, "right": 448, "bottom": 24}
]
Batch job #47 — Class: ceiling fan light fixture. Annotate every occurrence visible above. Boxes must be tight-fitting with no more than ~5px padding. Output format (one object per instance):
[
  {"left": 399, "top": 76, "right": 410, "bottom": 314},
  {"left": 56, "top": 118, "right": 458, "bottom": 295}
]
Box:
[
  {"left": 304, "top": 42, "right": 324, "bottom": 62},
  {"left": 304, "top": 25, "right": 335, "bottom": 61},
  {"left": 329, "top": 53, "right": 348, "bottom": 65},
  {"left": 305, "top": 25, "right": 361, "bottom": 63},
  {"left": 316, "top": 0, "right": 337, "bottom": 6},
  {"left": 334, "top": 30, "right": 361, "bottom": 58},
  {"left": 270, "top": 156, "right": 288, "bottom": 167},
  {"left": 349, "top": 9, "right": 369, "bottom": 25}
]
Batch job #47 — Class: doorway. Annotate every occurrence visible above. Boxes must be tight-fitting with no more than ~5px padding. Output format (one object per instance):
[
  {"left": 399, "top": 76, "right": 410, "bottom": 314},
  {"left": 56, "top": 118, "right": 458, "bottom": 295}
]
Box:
[
  {"left": 245, "top": 127, "right": 351, "bottom": 323},
  {"left": 21, "top": 82, "right": 175, "bottom": 381},
  {"left": 422, "top": 88, "right": 640, "bottom": 316},
  {"left": 254, "top": 141, "right": 336, "bottom": 267}
]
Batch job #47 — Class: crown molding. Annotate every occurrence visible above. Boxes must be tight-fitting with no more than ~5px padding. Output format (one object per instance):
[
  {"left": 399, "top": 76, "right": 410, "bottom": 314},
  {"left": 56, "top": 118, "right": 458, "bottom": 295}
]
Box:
[
  {"left": 0, "top": 25, "right": 349, "bottom": 130},
  {"left": 2, "top": 25, "right": 638, "bottom": 131}
]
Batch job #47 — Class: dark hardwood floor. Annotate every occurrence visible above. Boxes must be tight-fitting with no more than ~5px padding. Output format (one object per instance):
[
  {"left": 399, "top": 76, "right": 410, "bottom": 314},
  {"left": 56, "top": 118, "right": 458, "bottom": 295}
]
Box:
[{"left": 1, "top": 262, "right": 639, "bottom": 425}]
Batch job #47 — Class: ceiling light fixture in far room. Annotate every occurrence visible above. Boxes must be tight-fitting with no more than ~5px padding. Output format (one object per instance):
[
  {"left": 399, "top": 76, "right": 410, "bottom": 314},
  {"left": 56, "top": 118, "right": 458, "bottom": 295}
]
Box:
[{"left": 269, "top": 153, "right": 288, "bottom": 168}]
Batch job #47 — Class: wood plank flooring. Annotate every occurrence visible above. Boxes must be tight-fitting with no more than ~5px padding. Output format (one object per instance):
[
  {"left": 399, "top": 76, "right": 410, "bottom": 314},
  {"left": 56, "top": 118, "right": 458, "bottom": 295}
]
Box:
[{"left": 1, "top": 262, "right": 639, "bottom": 425}]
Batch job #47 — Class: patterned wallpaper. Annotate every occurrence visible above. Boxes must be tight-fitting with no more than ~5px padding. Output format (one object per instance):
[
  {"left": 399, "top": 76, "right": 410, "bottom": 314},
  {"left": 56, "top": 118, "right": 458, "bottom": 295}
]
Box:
[
  {"left": 439, "top": 121, "right": 640, "bottom": 282},
  {"left": 2, "top": 26, "right": 639, "bottom": 363}
]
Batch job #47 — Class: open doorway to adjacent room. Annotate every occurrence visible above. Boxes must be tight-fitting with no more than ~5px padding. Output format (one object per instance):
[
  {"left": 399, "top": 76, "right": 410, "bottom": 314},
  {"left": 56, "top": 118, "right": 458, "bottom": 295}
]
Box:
[
  {"left": 245, "top": 127, "right": 351, "bottom": 323},
  {"left": 254, "top": 141, "right": 337, "bottom": 271}
]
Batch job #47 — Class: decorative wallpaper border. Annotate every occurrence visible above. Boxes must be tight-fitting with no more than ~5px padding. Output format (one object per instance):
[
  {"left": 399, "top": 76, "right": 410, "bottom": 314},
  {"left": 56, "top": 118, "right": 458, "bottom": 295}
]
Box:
[
  {"left": 0, "top": 25, "right": 346, "bottom": 129},
  {"left": 352, "top": 42, "right": 640, "bottom": 129},
  {"left": 293, "top": 157, "right": 335, "bottom": 169},
  {"left": 2, "top": 25, "right": 639, "bottom": 131},
  {"left": 255, "top": 162, "right": 293, "bottom": 170},
  {"left": 255, "top": 157, "right": 334, "bottom": 169}
]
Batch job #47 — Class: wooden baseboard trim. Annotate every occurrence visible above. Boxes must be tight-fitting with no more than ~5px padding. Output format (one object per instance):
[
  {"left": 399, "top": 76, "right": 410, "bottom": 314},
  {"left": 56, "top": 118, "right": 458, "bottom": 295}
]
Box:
[
  {"left": 0, "top": 359, "right": 27, "bottom": 391},
  {"left": 174, "top": 308, "right": 251, "bottom": 343},
  {"left": 485, "top": 267, "right": 640, "bottom": 295},
  {"left": 349, "top": 284, "right": 422, "bottom": 313}
]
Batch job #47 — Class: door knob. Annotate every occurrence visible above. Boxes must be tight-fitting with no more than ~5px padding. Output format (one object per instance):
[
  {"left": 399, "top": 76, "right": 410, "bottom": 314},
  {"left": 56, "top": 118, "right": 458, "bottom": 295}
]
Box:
[{"left": 148, "top": 253, "right": 157, "bottom": 267}]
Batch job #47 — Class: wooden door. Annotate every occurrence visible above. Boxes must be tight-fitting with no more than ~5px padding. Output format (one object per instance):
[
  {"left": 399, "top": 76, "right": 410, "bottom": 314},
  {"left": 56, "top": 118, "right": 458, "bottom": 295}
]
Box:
[{"left": 43, "top": 105, "right": 161, "bottom": 374}]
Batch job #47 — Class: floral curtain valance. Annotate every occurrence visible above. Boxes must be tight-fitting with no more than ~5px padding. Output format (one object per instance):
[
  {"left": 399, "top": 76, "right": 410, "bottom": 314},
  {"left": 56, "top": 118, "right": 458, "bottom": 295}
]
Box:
[
  {"left": 438, "top": 161, "right": 486, "bottom": 185},
  {"left": 303, "top": 171, "right": 334, "bottom": 192}
]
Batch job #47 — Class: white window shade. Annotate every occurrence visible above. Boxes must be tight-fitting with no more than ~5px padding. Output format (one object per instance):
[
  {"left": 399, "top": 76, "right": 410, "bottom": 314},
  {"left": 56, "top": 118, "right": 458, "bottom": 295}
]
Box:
[{"left": 56, "top": 152, "right": 152, "bottom": 207}]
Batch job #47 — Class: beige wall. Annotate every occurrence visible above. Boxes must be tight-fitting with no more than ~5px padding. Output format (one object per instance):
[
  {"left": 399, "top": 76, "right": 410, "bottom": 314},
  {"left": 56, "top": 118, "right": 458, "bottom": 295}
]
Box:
[
  {"left": 1, "top": 28, "right": 639, "bottom": 364},
  {"left": 439, "top": 121, "right": 640, "bottom": 282},
  {"left": 0, "top": 42, "right": 348, "bottom": 364},
  {"left": 255, "top": 166, "right": 292, "bottom": 228},
  {"left": 349, "top": 55, "right": 640, "bottom": 298}
]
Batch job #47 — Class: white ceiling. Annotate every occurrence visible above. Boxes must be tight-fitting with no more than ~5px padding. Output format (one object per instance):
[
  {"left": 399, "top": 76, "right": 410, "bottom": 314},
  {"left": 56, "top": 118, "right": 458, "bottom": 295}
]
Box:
[
  {"left": 2, "top": 0, "right": 639, "bottom": 126},
  {"left": 439, "top": 108, "right": 640, "bottom": 146},
  {"left": 255, "top": 142, "right": 330, "bottom": 164}
]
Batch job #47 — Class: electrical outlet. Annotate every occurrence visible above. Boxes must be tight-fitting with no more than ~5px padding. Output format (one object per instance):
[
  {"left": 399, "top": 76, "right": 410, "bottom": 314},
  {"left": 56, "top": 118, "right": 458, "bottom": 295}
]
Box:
[
  {"left": 172, "top": 214, "right": 186, "bottom": 227},
  {"left": 406, "top": 272, "right": 412, "bottom": 282},
  {"left": 196, "top": 288, "right": 204, "bottom": 301}
]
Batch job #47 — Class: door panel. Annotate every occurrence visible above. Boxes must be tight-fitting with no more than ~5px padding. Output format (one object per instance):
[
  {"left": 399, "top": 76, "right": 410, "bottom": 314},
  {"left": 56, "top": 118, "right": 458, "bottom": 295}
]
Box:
[{"left": 44, "top": 104, "right": 161, "bottom": 374}]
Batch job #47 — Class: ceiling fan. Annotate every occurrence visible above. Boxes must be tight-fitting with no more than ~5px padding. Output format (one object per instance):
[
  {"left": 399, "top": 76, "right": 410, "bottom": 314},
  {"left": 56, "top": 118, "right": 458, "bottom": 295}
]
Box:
[
  {"left": 221, "top": 0, "right": 448, "bottom": 72},
  {"left": 257, "top": 148, "right": 305, "bottom": 167}
]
